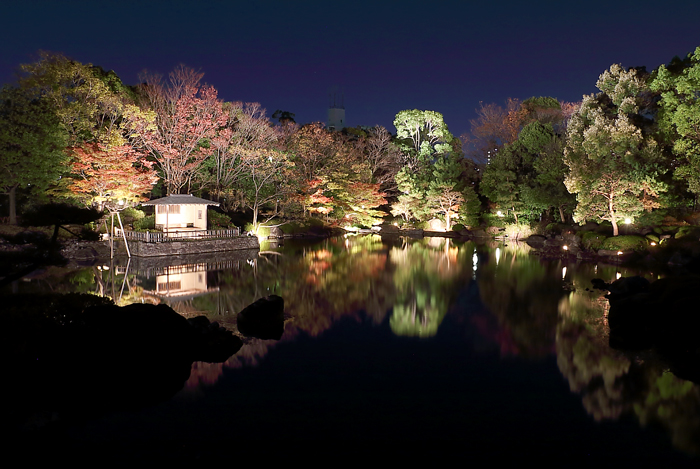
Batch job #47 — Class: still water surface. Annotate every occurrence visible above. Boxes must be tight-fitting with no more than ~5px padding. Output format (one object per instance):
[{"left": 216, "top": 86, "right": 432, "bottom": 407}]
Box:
[{"left": 8, "top": 235, "right": 700, "bottom": 462}]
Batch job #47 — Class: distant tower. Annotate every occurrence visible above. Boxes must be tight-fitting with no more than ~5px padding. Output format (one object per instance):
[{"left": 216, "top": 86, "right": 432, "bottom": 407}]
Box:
[{"left": 327, "top": 90, "right": 345, "bottom": 131}]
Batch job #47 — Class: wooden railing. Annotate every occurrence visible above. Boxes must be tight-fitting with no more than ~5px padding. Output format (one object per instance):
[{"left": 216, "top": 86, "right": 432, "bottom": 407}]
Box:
[{"left": 119, "top": 228, "right": 241, "bottom": 243}]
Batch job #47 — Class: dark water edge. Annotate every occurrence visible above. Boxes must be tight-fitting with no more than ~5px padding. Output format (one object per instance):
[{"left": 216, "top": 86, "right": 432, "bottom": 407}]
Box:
[{"left": 10, "top": 313, "right": 696, "bottom": 465}]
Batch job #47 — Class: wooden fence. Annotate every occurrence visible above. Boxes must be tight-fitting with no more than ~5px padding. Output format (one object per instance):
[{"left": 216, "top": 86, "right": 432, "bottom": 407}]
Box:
[{"left": 120, "top": 228, "right": 241, "bottom": 243}]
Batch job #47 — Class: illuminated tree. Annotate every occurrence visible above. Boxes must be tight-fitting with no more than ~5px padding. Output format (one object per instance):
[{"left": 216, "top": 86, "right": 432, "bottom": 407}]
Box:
[
  {"left": 650, "top": 46, "right": 700, "bottom": 198},
  {"left": 427, "top": 152, "right": 466, "bottom": 230},
  {"left": 481, "top": 120, "right": 573, "bottom": 223},
  {"left": 0, "top": 85, "right": 68, "bottom": 223},
  {"left": 18, "top": 52, "right": 140, "bottom": 147},
  {"left": 238, "top": 149, "right": 294, "bottom": 230},
  {"left": 393, "top": 109, "right": 453, "bottom": 162},
  {"left": 564, "top": 65, "right": 667, "bottom": 236},
  {"left": 68, "top": 142, "right": 157, "bottom": 212},
  {"left": 362, "top": 125, "right": 405, "bottom": 194},
  {"left": 199, "top": 101, "right": 280, "bottom": 210},
  {"left": 392, "top": 110, "right": 457, "bottom": 224},
  {"left": 282, "top": 122, "right": 380, "bottom": 223},
  {"left": 132, "top": 65, "right": 227, "bottom": 194}
]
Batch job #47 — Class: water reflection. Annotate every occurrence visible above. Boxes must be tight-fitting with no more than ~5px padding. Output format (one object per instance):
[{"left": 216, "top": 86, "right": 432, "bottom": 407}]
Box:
[
  {"left": 389, "top": 238, "right": 465, "bottom": 337},
  {"left": 5, "top": 235, "right": 700, "bottom": 456}
]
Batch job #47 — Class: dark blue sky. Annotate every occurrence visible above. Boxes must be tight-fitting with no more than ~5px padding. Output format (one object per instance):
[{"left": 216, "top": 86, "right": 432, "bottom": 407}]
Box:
[{"left": 2, "top": 0, "right": 699, "bottom": 138}]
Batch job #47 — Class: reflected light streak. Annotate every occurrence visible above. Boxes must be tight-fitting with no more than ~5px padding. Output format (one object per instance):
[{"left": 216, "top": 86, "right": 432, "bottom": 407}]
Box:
[
  {"left": 495, "top": 247, "right": 501, "bottom": 265},
  {"left": 562, "top": 266, "right": 567, "bottom": 279}
]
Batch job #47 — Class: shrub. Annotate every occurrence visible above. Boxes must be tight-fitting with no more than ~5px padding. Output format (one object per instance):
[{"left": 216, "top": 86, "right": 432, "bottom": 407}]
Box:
[
  {"left": 80, "top": 227, "right": 101, "bottom": 241},
  {"left": 1, "top": 230, "right": 49, "bottom": 245},
  {"left": 120, "top": 207, "right": 145, "bottom": 221},
  {"left": 675, "top": 226, "right": 700, "bottom": 239},
  {"left": 280, "top": 222, "right": 306, "bottom": 234},
  {"left": 581, "top": 231, "right": 606, "bottom": 251},
  {"left": 133, "top": 215, "right": 155, "bottom": 231},
  {"left": 503, "top": 223, "right": 534, "bottom": 240},
  {"left": 306, "top": 217, "right": 325, "bottom": 227},
  {"left": 451, "top": 223, "right": 465, "bottom": 232},
  {"left": 545, "top": 223, "right": 562, "bottom": 234},
  {"left": 600, "top": 235, "right": 648, "bottom": 251},
  {"left": 208, "top": 209, "right": 233, "bottom": 229}
]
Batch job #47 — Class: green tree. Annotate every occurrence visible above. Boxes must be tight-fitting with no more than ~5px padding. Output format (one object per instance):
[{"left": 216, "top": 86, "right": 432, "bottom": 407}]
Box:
[
  {"left": 480, "top": 100, "right": 574, "bottom": 224},
  {"left": 239, "top": 149, "right": 294, "bottom": 230},
  {"left": 564, "top": 65, "right": 667, "bottom": 236},
  {"left": 393, "top": 109, "right": 454, "bottom": 161},
  {"left": 427, "top": 150, "right": 468, "bottom": 230},
  {"left": 650, "top": 47, "right": 700, "bottom": 199},
  {"left": 18, "top": 52, "right": 139, "bottom": 147},
  {"left": 392, "top": 110, "right": 456, "bottom": 224},
  {"left": 0, "top": 85, "right": 68, "bottom": 223},
  {"left": 521, "top": 121, "right": 574, "bottom": 222}
]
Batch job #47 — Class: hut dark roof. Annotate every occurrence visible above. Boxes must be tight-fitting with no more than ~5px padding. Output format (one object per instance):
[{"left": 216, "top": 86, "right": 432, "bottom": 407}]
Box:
[{"left": 142, "top": 194, "right": 220, "bottom": 206}]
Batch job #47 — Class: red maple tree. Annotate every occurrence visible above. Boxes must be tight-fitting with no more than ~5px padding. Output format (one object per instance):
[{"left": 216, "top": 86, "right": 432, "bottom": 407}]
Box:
[
  {"left": 69, "top": 142, "right": 157, "bottom": 212},
  {"left": 132, "top": 65, "right": 227, "bottom": 194}
]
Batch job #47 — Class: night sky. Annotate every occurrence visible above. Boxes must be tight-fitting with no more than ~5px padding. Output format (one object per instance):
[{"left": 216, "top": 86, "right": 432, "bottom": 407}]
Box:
[{"left": 2, "top": 0, "right": 699, "bottom": 138}]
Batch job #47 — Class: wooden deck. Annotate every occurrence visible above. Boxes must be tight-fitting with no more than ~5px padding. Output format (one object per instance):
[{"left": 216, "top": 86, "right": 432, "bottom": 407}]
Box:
[{"left": 118, "top": 227, "right": 241, "bottom": 243}]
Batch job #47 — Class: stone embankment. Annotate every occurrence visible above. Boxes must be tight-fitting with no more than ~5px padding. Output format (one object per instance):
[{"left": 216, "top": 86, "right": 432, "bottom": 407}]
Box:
[{"left": 59, "top": 236, "right": 259, "bottom": 259}]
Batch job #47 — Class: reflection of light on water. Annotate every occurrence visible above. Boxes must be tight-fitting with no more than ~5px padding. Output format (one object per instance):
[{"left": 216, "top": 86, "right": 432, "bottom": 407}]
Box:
[
  {"left": 562, "top": 266, "right": 567, "bottom": 279},
  {"left": 616, "top": 272, "right": 622, "bottom": 280},
  {"left": 472, "top": 250, "right": 478, "bottom": 279},
  {"left": 594, "top": 265, "right": 598, "bottom": 274},
  {"left": 495, "top": 247, "right": 501, "bottom": 265}
]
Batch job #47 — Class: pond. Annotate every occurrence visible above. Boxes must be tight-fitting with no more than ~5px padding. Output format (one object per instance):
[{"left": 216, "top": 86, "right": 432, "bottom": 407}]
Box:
[{"left": 4, "top": 235, "right": 699, "bottom": 463}]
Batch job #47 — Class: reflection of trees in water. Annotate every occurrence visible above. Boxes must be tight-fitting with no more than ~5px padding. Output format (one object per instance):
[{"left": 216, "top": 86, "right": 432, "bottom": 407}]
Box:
[
  {"left": 477, "top": 242, "right": 561, "bottom": 357},
  {"left": 276, "top": 236, "right": 393, "bottom": 336},
  {"left": 179, "top": 235, "right": 395, "bottom": 390},
  {"left": 557, "top": 321, "right": 631, "bottom": 421},
  {"left": 180, "top": 338, "right": 282, "bottom": 396},
  {"left": 557, "top": 285, "right": 700, "bottom": 456},
  {"left": 389, "top": 238, "right": 466, "bottom": 337}
]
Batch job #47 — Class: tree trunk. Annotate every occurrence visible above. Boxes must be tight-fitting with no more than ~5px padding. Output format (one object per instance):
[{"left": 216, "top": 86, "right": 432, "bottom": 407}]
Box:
[
  {"left": 252, "top": 203, "right": 259, "bottom": 233},
  {"left": 611, "top": 218, "right": 619, "bottom": 236},
  {"left": 8, "top": 185, "right": 17, "bottom": 225},
  {"left": 559, "top": 205, "right": 566, "bottom": 223},
  {"left": 609, "top": 193, "right": 618, "bottom": 236}
]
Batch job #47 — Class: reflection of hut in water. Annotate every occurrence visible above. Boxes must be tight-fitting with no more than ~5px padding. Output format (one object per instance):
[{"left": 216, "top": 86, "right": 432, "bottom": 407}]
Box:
[{"left": 142, "top": 263, "right": 219, "bottom": 300}]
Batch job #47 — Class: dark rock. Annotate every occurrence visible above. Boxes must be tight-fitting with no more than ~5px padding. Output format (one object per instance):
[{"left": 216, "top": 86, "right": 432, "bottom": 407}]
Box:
[
  {"left": 268, "top": 226, "right": 284, "bottom": 238},
  {"left": 237, "top": 295, "right": 285, "bottom": 340},
  {"left": 668, "top": 251, "right": 691, "bottom": 266},
  {"left": 598, "top": 275, "right": 700, "bottom": 382},
  {"left": 544, "top": 237, "right": 565, "bottom": 248},
  {"left": 379, "top": 224, "right": 399, "bottom": 233},
  {"left": 187, "top": 315, "right": 244, "bottom": 363},
  {"left": 606, "top": 276, "right": 650, "bottom": 300},
  {"left": 3, "top": 299, "right": 245, "bottom": 432},
  {"left": 525, "top": 235, "right": 546, "bottom": 248}
]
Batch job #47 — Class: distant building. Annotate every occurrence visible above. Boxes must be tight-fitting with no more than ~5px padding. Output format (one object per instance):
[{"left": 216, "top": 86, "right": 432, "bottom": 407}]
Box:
[{"left": 327, "top": 91, "right": 345, "bottom": 131}]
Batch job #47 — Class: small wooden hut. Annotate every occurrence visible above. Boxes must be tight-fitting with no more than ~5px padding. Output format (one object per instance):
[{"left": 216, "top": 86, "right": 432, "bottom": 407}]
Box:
[{"left": 142, "top": 194, "right": 219, "bottom": 233}]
